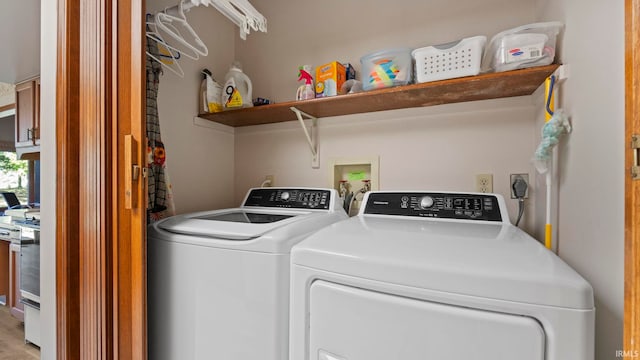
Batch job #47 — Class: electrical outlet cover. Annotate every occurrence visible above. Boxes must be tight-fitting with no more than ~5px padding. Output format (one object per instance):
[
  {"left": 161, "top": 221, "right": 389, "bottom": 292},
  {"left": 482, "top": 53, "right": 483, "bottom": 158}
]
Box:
[
  {"left": 475, "top": 174, "right": 493, "bottom": 193},
  {"left": 510, "top": 173, "right": 529, "bottom": 198},
  {"left": 264, "top": 175, "right": 274, "bottom": 187}
]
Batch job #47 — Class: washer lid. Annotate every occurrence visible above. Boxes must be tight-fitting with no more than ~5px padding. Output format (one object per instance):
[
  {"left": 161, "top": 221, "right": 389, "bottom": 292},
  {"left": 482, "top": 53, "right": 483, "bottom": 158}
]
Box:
[
  {"left": 292, "top": 216, "right": 594, "bottom": 310},
  {"left": 158, "top": 208, "right": 307, "bottom": 240}
]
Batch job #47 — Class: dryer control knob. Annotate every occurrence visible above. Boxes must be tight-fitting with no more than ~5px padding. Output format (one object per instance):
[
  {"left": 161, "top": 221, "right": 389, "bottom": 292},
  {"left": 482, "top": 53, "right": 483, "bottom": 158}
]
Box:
[
  {"left": 419, "top": 196, "right": 434, "bottom": 209},
  {"left": 280, "top": 191, "right": 291, "bottom": 201}
]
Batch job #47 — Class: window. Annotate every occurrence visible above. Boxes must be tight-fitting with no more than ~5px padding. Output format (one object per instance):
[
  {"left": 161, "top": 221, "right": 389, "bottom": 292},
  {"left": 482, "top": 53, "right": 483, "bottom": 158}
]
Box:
[{"left": 0, "top": 151, "right": 37, "bottom": 209}]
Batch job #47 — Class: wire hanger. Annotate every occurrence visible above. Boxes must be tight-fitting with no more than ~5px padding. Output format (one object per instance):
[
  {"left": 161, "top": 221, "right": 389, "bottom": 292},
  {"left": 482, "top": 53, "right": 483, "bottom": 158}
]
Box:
[
  {"left": 147, "top": 13, "right": 199, "bottom": 61},
  {"left": 146, "top": 44, "right": 185, "bottom": 78},
  {"left": 146, "top": 14, "right": 185, "bottom": 78},
  {"left": 146, "top": 14, "right": 184, "bottom": 60},
  {"left": 156, "top": 0, "right": 209, "bottom": 57}
]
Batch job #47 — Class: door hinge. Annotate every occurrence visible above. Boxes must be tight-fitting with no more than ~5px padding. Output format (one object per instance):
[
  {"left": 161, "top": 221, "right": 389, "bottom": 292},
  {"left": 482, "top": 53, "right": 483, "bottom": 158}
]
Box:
[{"left": 633, "top": 134, "right": 640, "bottom": 180}]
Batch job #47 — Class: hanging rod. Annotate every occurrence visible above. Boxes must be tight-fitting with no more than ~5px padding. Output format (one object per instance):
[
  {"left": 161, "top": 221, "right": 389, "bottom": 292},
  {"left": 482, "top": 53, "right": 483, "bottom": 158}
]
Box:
[
  {"left": 163, "top": 0, "right": 197, "bottom": 15},
  {"left": 162, "top": 0, "right": 267, "bottom": 39}
]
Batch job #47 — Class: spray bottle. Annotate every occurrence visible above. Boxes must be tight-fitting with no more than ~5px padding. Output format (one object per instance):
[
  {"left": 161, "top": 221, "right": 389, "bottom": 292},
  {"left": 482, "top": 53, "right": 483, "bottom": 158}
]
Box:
[{"left": 296, "top": 65, "right": 315, "bottom": 101}]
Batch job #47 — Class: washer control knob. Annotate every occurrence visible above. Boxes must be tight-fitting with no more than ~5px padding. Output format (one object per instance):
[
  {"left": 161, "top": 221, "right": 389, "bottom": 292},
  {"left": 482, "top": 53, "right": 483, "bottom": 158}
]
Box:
[
  {"left": 280, "top": 191, "right": 290, "bottom": 201},
  {"left": 419, "top": 196, "right": 434, "bottom": 209}
]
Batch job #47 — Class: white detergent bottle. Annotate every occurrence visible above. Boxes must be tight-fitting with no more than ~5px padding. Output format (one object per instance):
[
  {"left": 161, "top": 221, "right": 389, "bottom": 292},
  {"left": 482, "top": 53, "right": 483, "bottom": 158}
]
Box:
[{"left": 221, "top": 61, "right": 253, "bottom": 109}]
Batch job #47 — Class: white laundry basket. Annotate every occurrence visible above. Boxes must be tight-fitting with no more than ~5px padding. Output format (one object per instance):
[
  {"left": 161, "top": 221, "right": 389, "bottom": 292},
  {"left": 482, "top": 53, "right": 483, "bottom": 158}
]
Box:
[{"left": 412, "top": 36, "right": 486, "bottom": 83}]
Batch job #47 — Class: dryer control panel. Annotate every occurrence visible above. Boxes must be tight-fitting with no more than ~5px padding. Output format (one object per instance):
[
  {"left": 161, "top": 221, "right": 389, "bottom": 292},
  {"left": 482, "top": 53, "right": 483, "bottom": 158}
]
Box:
[
  {"left": 363, "top": 192, "right": 502, "bottom": 222},
  {"left": 243, "top": 188, "right": 331, "bottom": 210}
]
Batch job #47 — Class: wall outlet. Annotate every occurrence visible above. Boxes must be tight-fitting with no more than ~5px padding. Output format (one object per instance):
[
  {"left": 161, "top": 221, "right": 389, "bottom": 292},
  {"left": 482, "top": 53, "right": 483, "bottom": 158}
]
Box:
[
  {"left": 264, "top": 175, "right": 274, "bottom": 187},
  {"left": 510, "top": 174, "right": 529, "bottom": 199},
  {"left": 475, "top": 174, "right": 493, "bottom": 193}
]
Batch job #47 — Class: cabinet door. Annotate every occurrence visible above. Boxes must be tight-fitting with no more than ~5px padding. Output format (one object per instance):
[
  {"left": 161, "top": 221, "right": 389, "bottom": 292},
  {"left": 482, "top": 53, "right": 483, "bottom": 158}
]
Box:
[
  {"left": 34, "top": 78, "right": 40, "bottom": 145},
  {"left": 0, "top": 241, "right": 9, "bottom": 302},
  {"left": 9, "top": 243, "right": 24, "bottom": 321},
  {"left": 15, "top": 80, "right": 36, "bottom": 148}
]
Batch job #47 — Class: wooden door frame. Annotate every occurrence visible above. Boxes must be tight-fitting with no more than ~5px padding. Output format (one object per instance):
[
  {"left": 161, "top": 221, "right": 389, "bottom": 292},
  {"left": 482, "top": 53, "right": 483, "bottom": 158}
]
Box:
[
  {"left": 56, "top": 0, "right": 146, "bottom": 358},
  {"left": 626, "top": 0, "right": 640, "bottom": 356},
  {"left": 56, "top": 0, "right": 80, "bottom": 357}
]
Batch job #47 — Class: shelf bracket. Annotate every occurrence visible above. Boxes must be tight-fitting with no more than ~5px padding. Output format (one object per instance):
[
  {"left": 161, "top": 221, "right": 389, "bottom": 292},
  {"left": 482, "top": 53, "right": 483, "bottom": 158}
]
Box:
[
  {"left": 555, "top": 64, "right": 569, "bottom": 82},
  {"left": 290, "top": 107, "right": 319, "bottom": 168}
]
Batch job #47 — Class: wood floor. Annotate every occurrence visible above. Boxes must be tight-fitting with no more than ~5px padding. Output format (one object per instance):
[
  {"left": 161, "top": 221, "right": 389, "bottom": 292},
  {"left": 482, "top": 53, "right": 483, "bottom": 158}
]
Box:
[{"left": 0, "top": 305, "right": 39, "bottom": 359}]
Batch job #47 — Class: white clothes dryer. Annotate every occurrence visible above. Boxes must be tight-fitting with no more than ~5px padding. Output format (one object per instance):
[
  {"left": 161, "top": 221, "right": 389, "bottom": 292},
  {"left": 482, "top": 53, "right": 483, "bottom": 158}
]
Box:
[
  {"left": 148, "top": 187, "right": 347, "bottom": 360},
  {"left": 290, "top": 191, "right": 595, "bottom": 360}
]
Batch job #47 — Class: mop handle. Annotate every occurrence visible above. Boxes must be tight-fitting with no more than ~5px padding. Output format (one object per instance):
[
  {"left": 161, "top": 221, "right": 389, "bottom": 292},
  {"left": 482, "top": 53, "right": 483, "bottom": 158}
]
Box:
[
  {"left": 544, "top": 75, "right": 555, "bottom": 250},
  {"left": 545, "top": 171, "right": 552, "bottom": 249}
]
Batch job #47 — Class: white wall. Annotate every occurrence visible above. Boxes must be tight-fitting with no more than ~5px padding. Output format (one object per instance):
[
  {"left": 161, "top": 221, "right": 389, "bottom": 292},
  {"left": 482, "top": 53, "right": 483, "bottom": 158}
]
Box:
[
  {"left": 235, "top": 98, "right": 540, "bottom": 228},
  {"left": 0, "top": 0, "right": 40, "bottom": 83},
  {"left": 232, "top": 0, "right": 539, "bottom": 223},
  {"left": 0, "top": 83, "right": 15, "bottom": 107},
  {"left": 237, "top": 0, "right": 535, "bottom": 103},
  {"left": 148, "top": 0, "right": 238, "bottom": 213},
  {"left": 535, "top": 1, "right": 625, "bottom": 359},
  {"left": 40, "top": 0, "right": 56, "bottom": 358}
]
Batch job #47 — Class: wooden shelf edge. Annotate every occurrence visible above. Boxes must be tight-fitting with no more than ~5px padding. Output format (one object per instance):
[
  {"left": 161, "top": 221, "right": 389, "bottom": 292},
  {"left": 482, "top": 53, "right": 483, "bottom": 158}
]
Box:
[
  {"left": 0, "top": 103, "right": 16, "bottom": 113},
  {"left": 199, "top": 64, "right": 560, "bottom": 127}
]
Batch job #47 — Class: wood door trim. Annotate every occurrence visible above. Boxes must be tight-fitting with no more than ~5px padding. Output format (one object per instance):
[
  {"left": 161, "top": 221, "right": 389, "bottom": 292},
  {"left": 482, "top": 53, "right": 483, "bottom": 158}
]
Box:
[
  {"left": 77, "top": 0, "right": 115, "bottom": 358},
  {"left": 56, "top": 0, "right": 81, "bottom": 357},
  {"left": 626, "top": 0, "right": 640, "bottom": 356},
  {"left": 57, "top": 0, "right": 146, "bottom": 358},
  {"left": 112, "top": 0, "right": 147, "bottom": 358}
]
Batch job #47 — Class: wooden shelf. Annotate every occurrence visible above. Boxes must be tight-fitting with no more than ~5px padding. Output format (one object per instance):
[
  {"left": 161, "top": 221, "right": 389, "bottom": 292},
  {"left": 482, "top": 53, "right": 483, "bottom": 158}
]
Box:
[{"left": 199, "top": 64, "right": 560, "bottom": 127}]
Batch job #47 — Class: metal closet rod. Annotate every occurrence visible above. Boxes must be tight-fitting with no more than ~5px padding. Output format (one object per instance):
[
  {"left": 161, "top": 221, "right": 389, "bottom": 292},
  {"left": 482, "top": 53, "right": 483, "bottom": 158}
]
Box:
[{"left": 161, "top": 0, "right": 267, "bottom": 36}]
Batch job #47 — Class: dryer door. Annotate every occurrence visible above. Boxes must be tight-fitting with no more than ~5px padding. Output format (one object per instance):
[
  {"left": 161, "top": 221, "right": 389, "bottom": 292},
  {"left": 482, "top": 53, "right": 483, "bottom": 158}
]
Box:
[{"left": 309, "top": 281, "right": 545, "bottom": 360}]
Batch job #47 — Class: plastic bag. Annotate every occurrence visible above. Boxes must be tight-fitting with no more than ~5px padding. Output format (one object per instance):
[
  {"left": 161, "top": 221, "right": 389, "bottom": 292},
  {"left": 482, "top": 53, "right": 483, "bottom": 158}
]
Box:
[
  {"left": 482, "top": 22, "right": 563, "bottom": 73},
  {"left": 206, "top": 72, "right": 223, "bottom": 113}
]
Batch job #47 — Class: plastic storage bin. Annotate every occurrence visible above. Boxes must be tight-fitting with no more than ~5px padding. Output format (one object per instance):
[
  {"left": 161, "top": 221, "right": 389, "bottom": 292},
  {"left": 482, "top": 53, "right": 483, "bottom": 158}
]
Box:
[
  {"left": 412, "top": 36, "right": 486, "bottom": 83},
  {"left": 360, "top": 48, "right": 412, "bottom": 91},
  {"left": 482, "top": 22, "right": 563, "bottom": 73}
]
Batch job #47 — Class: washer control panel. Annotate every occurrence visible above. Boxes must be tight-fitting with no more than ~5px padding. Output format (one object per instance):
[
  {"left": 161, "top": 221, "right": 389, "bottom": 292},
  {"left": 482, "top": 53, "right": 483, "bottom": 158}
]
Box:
[
  {"left": 243, "top": 188, "right": 331, "bottom": 210},
  {"left": 364, "top": 192, "right": 502, "bottom": 222}
]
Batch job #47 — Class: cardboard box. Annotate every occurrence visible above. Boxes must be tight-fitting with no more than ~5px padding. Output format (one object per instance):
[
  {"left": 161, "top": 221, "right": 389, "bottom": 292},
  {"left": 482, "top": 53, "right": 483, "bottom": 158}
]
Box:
[
  {"left": 315, "top": 61, "right": 346, "bottom": 97},
  {"left": 344, "top": 63, "right": 356, "bottom": 80}
]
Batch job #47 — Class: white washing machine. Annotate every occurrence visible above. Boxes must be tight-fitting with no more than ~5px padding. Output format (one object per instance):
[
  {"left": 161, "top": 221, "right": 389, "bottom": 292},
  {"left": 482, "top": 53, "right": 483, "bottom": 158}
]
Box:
[
  {"left": 290, "top": 191, "right": 595, "bottom": 360},
  {"left": 148, "top": 187, "right": 347, "bottom": 360}
]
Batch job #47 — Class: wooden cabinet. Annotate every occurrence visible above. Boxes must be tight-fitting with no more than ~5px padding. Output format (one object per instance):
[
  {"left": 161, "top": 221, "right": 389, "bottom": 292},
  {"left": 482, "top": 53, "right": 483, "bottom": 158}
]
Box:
[
  {"left": 9, "top": 243, "right": 23, "bottom": 321},
  {"left": 0, "top": 240, "right": 8, "bottom": 304},
  {"left": 34, "top": 78, "right": 40, "bottom": 146},
  {"left": 15, "top": 77, "right": 40, "bottom": 148}
]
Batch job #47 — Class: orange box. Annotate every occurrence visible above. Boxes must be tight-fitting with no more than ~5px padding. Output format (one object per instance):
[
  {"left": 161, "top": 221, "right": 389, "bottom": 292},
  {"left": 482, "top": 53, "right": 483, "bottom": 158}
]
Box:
[{"left": 315, "top": 61, "right": 346, "bottom": 97}]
